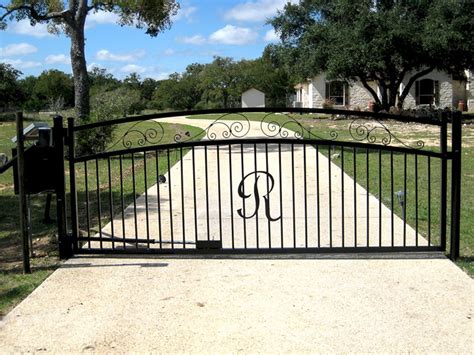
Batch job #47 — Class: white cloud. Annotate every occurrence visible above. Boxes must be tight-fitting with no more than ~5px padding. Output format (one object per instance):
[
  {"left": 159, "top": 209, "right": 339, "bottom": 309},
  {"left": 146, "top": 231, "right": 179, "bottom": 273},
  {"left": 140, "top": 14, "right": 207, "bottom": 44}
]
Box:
[
  {"left": 147, "top": 72, "right": 171, "bottom": 81},
  {"left": 225, "top": 0, "right": 298, "bottom": 22},
  {"left": 87, "top": 62, "right": 102, "bottom": 71},
  {"left": 2, "top": 58, "right": 41, "bottom": 69},
  {"left": 85, "top": 11, "right": 119, "bottom": 29},
  {"left": 0, "top": 43, "right": 37, "bottom": 57},
  {"left": 163, "top": 48, "right": 176, "bottom": 56},
  {"left": 172, "top": 6, "right": 197, "bottom": 22},
  {"left": 118, "top": 64, "right": 168, "bottom": 79},
  {"left": 96, "top": 49, "right": 145, "bottom": 62},
  {"left": 264, "top": 29, "right": 280, "bottom": 42},
  {"left": 45, "top": 54, "right": 71, "bottom": 65},
  {"left": 209, "top": 25, "right": 258, "bottom": 45},
  {"left": 177, "top": 35, "right": 207, "bottom": 45},
  {"left": 9, "top": 20, "right": 53, "bottom": 38},
  {"left": 120, "top": 64, "right": 147, "bottom": 74}
]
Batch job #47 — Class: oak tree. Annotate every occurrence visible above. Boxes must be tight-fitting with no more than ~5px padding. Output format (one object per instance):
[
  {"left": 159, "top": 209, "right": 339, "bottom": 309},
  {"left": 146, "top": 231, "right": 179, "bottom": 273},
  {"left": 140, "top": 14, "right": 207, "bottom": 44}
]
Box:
[
  {"left": 269, "top": 0, "right": 474, "bottom": 110},
  {"left": 1, "top": 0, "right": 179, "bottom": 120}
]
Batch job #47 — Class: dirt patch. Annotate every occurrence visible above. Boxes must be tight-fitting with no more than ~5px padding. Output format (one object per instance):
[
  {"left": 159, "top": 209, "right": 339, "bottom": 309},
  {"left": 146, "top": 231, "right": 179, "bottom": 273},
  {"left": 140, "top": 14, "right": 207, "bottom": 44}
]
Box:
[
  {"left": 0, "top": 233, "right": 58, "bottom": 273},
  {"left": 0, "top": 184, "right": 13, "bottom": 192}
]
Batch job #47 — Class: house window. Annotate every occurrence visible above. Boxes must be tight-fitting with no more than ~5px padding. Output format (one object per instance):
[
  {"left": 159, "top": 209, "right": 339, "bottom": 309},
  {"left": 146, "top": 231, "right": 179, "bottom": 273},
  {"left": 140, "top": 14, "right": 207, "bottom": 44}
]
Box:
[
  {"left": 297, "top": 87, "right": 303, "bottom": 102},
  {"left": 415, "top": 79, "right": 439, "bottom": 106},
  {"left": 325, "top": 81, "right": 348, "bottom": 106}
]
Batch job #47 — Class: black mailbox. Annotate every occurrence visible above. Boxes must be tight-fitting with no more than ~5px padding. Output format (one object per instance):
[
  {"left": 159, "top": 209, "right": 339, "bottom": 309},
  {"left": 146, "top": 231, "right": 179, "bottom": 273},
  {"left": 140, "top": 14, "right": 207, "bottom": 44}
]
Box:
[{"left": 12, "top": 123, "right": 58, "bottom": 195}]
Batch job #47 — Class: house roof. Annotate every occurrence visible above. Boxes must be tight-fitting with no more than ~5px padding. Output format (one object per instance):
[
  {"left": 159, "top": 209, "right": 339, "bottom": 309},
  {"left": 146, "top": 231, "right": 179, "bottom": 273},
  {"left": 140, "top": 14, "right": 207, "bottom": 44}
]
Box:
[{"left": 242, "top": 87, "right": 265, "bottom": 95}]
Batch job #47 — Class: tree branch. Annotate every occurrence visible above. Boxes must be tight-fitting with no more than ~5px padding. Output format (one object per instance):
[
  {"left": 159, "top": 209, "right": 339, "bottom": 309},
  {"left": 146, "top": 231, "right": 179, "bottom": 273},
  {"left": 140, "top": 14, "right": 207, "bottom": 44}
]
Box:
[
  {"left": 394, "top": 69, "right": 407, "bottom": 91},
  {"left": 360, "top": 77, "right": 381, "bottom": 105},
  {"left": 0, "top": 4, "right": 69, "bottom": 22},
  {"left": 399, "top": 67, "right": 435, "bottom": 103}
]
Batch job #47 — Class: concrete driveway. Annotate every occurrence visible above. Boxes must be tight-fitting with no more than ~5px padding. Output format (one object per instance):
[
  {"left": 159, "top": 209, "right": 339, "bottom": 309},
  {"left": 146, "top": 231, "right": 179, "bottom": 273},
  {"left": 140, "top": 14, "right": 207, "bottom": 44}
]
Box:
[{"left": 0, "top": 255, "right": 472, "bottom": 352}]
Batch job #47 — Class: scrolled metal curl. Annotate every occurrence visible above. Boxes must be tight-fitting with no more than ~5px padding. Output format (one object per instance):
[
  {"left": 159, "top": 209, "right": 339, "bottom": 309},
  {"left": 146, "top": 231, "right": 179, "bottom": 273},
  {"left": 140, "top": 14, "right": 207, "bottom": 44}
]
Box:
[
  {"left": 349, "top": 119, "right": 425, "bottom": 149},
  {"left": 176, "top": 113, "right": 251, "bottom": 143},
  {"left": 205, "top": 116, "right": 250, "bottom": 140},
  {"left": 108, "top": 120, "right": 165, "bottom": 150},
  {"left": 260, "top": 112, "right": 337, "bottom": 140}
]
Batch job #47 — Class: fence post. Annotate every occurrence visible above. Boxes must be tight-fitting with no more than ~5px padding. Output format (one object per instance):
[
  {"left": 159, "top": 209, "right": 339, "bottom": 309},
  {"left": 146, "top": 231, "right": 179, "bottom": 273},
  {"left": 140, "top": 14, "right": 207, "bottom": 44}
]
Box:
[
  {"left": 67, "top": 117, "right": 79, "bottom": 253},
  {"left": 450, "top": 111, "right": 462, "bottom": 260},
  {"left": 53, "top": 116, "right": 72, "bottom": 259},
  {"left": 16, "top": 112, "right": 31, "bottom": 274},
  {"left": 439, "top": 111, "right": 448, "bottom": 252}
]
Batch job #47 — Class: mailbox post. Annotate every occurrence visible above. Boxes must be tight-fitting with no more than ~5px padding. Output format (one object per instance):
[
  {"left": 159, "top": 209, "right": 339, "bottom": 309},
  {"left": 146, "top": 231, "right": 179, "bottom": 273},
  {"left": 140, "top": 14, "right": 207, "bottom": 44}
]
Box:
[
  {"left": 16, "top": 112, "right": 31, "bottom": 274},
  {"left": 7, "top": 114, "right": 73, "bottom": 263}
]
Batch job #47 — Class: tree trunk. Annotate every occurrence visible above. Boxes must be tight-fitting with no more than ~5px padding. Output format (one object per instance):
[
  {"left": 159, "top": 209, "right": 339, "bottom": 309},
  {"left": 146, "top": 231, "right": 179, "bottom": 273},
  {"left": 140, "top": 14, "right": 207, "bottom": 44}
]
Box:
[
  {"left": 69, "top": 23, "right": 89, "bottom": 121},
  {"left": 397, "top": 67, "right": 434, "bottom": 109},
  {"left": 223, "top": 90, "right": 228, "bottom": 108},
  {"left": 378, "top": 82, "right": 389, "bottom": 110},
  {"left": 360, "top": 78, "right": 381, "bottom": 107},
  {"left": 388, "top": 85, "right": 398, "bottom": 108}
]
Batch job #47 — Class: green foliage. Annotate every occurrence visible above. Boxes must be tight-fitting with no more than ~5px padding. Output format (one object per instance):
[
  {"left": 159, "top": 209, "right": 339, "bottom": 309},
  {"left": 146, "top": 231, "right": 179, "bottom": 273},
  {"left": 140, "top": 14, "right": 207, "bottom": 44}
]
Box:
[
  {"left": 152, "top": 56, "right": 293, "bottom": 110},
  {"left": 1, "top": 0, "right": 179, "bottom": 120},
  {"left": 88, "top": 67, "right": 120, "bottom": 94},
  {"left": 0, "top": 63, "right": 23, "bottom": 110},
  {"left": 141, "top": 77, "right": 159, "bottom": 102},
  {"left": 77, "top": 86, "right": 142, "bottom": 155},
  {"left": 32, "top": 70, "right": 74, "bottom": 110},
  {"left": 90, "top": 0, "right": 180, "bottom": 37},
  {"left": 0, "top": 112, "right": 16, "bottom": 122},
  {"left": 152, "top": 65, "right": 204, "bottom": 110},
  {"left": 269, "top": 0, "right": 474, "bottom": 109},
  {"left": 0, "top": 1, "right": 179, "bottom": 36},
  {"left": 18, "top": 75, "right": 41, "bottom": 112},
  {"left": 92, "top": 86, "right": 142, "bottom": 117}
]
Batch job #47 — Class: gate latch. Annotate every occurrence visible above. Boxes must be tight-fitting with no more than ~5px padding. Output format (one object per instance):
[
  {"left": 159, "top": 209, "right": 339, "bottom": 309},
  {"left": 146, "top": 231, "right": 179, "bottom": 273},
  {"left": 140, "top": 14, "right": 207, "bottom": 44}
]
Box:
[{"left": 196, "top": 240, "right": 222, "bottom": 250}]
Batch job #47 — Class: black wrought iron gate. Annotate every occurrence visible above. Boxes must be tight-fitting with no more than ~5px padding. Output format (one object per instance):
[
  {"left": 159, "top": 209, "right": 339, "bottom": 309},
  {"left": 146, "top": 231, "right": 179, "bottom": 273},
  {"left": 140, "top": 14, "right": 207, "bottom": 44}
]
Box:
[{"left": 54, "top": 108, "right": 462, "bottom": 259}]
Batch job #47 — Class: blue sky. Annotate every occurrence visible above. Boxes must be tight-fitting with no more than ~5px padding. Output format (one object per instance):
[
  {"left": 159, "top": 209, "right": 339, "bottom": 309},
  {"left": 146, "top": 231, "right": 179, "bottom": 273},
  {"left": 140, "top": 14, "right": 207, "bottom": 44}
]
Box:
[{"left": 0, "top": 0, "right": 295, "bottom": 80}]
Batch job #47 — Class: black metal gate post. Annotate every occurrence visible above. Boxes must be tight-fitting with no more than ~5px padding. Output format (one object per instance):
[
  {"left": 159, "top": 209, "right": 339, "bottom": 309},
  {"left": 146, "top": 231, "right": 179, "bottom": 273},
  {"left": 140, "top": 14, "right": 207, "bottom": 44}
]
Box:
[
  {"left": 450, "top": 111, "right": 462, "bottom": 260},
  {"left": 440, "top": 111, "right": 448, "bottom": 251},
  {"left": 67, "top": 117, "right": 79, "bottom": 253},
  {"left": 53, "top": 116, "right": 72, "bottom": 259},
  {"left": 16, "top": 112, "right": 31, "bottom": 273}
]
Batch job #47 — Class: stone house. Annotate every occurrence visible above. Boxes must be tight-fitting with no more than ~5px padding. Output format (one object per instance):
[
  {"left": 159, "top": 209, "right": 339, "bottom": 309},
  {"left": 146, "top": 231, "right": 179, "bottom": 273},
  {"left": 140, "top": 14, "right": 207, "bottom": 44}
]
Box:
[{"left": 295, "top": 70, "right": 473, "bottom": 111}]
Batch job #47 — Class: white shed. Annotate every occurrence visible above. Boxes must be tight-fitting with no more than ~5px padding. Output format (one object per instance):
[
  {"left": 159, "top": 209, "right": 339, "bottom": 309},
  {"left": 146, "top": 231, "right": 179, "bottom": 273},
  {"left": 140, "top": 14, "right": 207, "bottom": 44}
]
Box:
[{"left": 241, "top": 88, "right": 265, "bottom": 108}]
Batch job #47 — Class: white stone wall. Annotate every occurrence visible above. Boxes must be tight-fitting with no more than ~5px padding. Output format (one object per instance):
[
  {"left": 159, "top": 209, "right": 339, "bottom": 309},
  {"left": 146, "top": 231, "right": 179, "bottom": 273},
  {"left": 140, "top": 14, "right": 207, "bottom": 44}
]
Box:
[
  {"left": 310, "top": 74, "right": 326, "bottom": 108},
  {"left": 402, "top": 70, "right": 453, "bottom": 109},
  {"left": 241, "top": 88, "right": 265, "bottom": 108},
  {"left": 310, "top": 74, "right": 377, "bottom": 109},
  {"left": 452, "top": 79, "right": 467, "bottom": 110},
  {"left": 347, "top": 81, "right": 376, "bottom": 110},
  {"left": 294, "top": 83, "right": 308, "bottom": 107},
  {"left": 467, "top": 70, "right": 474, "bottom": 112},
  {"left": 298, "top": 70, "right": 467, "bottom": 110}
]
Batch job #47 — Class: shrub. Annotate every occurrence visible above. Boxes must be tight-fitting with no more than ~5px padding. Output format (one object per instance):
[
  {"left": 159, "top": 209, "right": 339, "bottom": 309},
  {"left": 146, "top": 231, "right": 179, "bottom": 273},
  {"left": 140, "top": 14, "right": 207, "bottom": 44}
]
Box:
[
  {"left": 77, "top": 87, "right": 142, "bottom": 155},
  {"left": 0, "top": 112, "right": 16, "bottom": 122},
  {"left": 322, "top": 98, "right": 334, "bottom": 109}
]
